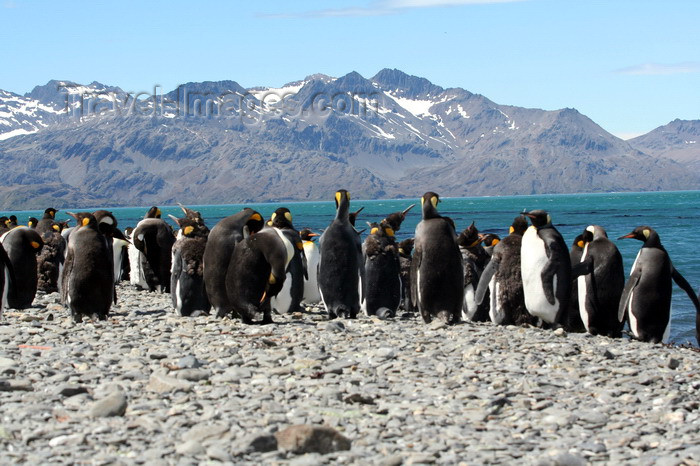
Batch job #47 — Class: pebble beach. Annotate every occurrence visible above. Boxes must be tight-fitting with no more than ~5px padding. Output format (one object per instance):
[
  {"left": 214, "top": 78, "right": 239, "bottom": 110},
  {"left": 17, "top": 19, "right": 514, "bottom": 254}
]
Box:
[{"left": 1, "top": 284, "right": 699, "bottom": 465}]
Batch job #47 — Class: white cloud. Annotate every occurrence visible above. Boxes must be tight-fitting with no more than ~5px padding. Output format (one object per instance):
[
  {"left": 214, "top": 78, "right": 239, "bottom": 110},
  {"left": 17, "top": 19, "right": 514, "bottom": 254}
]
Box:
[
  {"left": 260, "top": 0, "right": 524, "bottom": 19},
  {"left": 615, "top": 62, "right": 700, "bottom": 76}
]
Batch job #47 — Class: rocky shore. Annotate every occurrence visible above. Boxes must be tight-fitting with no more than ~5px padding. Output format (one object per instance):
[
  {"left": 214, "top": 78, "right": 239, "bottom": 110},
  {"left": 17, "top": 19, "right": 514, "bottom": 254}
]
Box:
[{"left": 0, "top": 284, "right": 699, "bottom": 465}]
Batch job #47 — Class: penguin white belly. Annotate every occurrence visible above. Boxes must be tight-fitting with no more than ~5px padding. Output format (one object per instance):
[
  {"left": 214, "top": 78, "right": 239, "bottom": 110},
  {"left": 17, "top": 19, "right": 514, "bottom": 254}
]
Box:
[
  {"left": 112, "top": 238, "right": 128, "bottom": 283},
  {"left": 463, "top": 284, "right": 477, "bottom": 321},
  {"left": 2, "top": 267, "right": 9, "bottom": 312},
  {"left": 271, "top": 271, "right": 293, "bottom": 314},
  {"left": 302, "top": 242, "right": 321, "bottom": 303},
  {"left": 624, "top": 250, "right": 642, "bottom": 330},
  {"left": 521, "top": 228, "right": 559, "bottom": 323},
  {"left": 128, "top": 246, "right": 148, "bottom": 289},
  {"left": 489, "top": 279, "right": 504, "bottom": 324},
  {"left": 577, "top": 244, "right": 591, "bottom": 332},
  {"left": 174, "top": 278, "right": 182, "bottom": 314}
]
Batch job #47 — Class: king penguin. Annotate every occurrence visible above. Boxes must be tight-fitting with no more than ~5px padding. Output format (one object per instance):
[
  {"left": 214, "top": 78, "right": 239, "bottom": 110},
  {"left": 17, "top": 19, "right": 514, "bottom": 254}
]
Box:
[
  {"left": 268, "top": 208, "right": 307, "bottom": 315},
  {"left": 411, "top": 192, "right": 463, "bottom": 324},
  {"left": 225, "top": 225, "right": 295, "bottom": 324},
  {"left": 203, "top": 208, "right": 265, "bottom": 317},
  {"left": 520, "top": 210, "right": 571, "bottom": 326},
  {"left": 362, "top": 221, "right": 401, "bottom": 317},
  {"left": 169, "top": 214, "right": 211, "bottom": 316},
  {"left": 1, "top": 227, "right": 43, "bottom": 309},
  {"left": 131, "top": 208, "right": 176, "bottom": 293},
  {"left": 318, "top": 190, "right": 364, "bottom": 319},
  {"left": 571, "top": 225, "right": 625, "bottom": 337},
  {"left": 476, "top": 215, "right": 535, "bottom": 326},
  {"left": 618, "top": 226, "right": 700, "bottom": 344},
  {"left": 36, "top": 208, "right": 65, "bottom": 293},
  {"left": 300, "top": 229, "right": 321, "bottom": 304},
  {"left": 457, "top": 222, "right": 490, "bottom": 322},
  {"left": 61, "top": 212, "right": 113, "bottom": 323}
]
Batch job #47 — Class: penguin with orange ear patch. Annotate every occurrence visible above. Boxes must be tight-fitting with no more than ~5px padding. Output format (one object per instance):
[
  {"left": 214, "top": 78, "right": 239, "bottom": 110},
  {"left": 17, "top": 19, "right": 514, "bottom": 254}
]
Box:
[
  {"left": 618, "top": 226, "right": 700, "bottom": 344},
  {"left": 169, "top": 215, "right": 210, "bottom": 316},
  {"left": 1, "top": 227, "right": 43, "bottom": 309},
  {"left": 203, "top": 208, "right": 265, "bottom": 318},
  {"left": 61, "top": 212, "right": 113, "bottom": 323},
  {"left": 226, "top": 225, "right": 295, "bottom": 324}
]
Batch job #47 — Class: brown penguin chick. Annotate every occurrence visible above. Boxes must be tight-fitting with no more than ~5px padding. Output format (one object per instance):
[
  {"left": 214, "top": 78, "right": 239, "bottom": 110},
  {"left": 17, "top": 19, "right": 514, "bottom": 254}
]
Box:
[
  {"left": 382, "top": 204, "right": 415, "bottom": 232},
  {"left": 169, "top": 215, "right": 210, "bottom": 316}
]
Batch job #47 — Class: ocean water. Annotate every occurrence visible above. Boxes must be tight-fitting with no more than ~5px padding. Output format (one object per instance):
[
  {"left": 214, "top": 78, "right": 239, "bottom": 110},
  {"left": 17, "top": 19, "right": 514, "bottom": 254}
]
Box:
[{"left": 5, "top": 191, "right": 699, "bottom": 345}]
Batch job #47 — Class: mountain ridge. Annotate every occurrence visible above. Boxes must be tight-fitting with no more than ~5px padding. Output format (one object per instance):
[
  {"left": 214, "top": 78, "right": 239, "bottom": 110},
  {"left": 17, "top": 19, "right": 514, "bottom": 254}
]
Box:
[{"left": 0, "top": 69, "right": 697, "bottom": 209}]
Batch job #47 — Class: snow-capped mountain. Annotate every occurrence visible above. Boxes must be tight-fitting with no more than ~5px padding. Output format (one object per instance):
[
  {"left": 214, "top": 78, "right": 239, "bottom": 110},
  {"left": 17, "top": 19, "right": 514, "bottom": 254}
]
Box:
[{"left": 0, "top": 69, "right": 697, "bottom": 209}]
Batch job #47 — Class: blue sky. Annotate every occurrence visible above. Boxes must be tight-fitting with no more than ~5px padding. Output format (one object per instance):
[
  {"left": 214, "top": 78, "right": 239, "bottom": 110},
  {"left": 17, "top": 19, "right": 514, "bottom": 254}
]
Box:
[{"left": 1, "top": 0, "right": 698, "bottom": 138}]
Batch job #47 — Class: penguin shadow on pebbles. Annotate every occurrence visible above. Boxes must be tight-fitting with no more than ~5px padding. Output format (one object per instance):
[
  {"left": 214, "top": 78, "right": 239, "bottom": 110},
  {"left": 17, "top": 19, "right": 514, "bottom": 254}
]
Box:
[{"left": 168, "top": 212, "right": 211, "bottom": 317}]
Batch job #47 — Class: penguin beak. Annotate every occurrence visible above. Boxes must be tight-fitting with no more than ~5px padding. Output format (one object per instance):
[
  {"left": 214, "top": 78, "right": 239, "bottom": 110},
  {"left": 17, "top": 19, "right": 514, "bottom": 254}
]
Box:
[
  {"left": 618, "top": 233, "right": 635, "bottom": 240},
  {"left": 523, "top": 212, "right": 536, "bottom": 219},
  {"left": 308, "top": 232, "right": 319, "bottom": 237}
]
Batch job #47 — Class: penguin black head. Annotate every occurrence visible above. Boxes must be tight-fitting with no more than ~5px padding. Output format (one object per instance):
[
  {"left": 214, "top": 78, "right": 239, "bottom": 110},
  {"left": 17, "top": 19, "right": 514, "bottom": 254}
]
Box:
[
  {"left": 124, "top": 227, "right": 134, "bottom": 240},
  {"left": 268, "top": 208, "right": 295, "bottom": 230},
  {"left": 420, "top": 192, "right": 441, "bottom": 219},
  {"left": 457, "top": 222, "right": 482, "bottom": 249},
  {"left": 582, "top": 225, "right": 608, "bottom": 243},
  {"left": 145, "top": 206, "right": 162, "bottom": 219},
  {"left": 27, "top": 217, "right": 39, "bottom": 229},
  {"left": 334, "top": 190, "right": 351, "bottom": 220},
  {"left": 348, "top": 206, "right": 364, "bottom": 227},
  {"left": 382, "top": 204, "right": 415, "bottom": 232},
  {"left": 572, "top": 234, "right": 585, "bottom": 251},
  {"left": 524, "top": 210, "right": 551, "bottom": 228},
  {"left": 8, "top": 215, "right": 17, "bottom": 227},
  {"left": 618, "top": 225, "right": 659, "bottom": 244},
  {"left": 480, "top": 233, "right": 501, "bottom": 248},
  {"left": 43, "top": 208, "right": 58, "bottom": 219},
  {"left": 169, "top": 215, "right": 209, "bottom": 238},
  {"left": 57, "top": 220, "right": 70, "bottom": 232},
  {"left": 300, "top": 229, "right": 320, "bottom": 242},
  {"left": 0, "top": 217, "right": 9, "bottom": 227},
  {"left": 245, "top": 210, "right": 265, "bottom": 237},
  {"left": 398, "top": 238, "right": 414, "bottom": 256},
  {"left": 93, "top": 210, "right": 118, "bottom": 237},
  {"left": 67, "top": 212, "right": 98, "bottom": 229},
  {"left": 509, "top": 216, "right": 528, "bottom": 236}
]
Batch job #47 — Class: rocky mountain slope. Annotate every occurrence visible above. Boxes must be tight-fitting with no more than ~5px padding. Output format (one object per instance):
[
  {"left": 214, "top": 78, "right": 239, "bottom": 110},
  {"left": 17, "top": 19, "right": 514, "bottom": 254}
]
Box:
[{"left": 0, "top": 70, "right": 697, "bottom": 209}]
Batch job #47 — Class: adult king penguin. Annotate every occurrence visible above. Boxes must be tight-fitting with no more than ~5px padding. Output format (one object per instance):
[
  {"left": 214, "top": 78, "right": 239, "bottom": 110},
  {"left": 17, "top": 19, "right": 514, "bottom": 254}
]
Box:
[
  {"left": 411, "top": 192, "right": 463, "bottom": 324},
  {"left": 203, "top": 208, "right": 265, "bottom": 318},
  {"left": 520, "top": 210, "right": 571, "bottom": 326},
  {"left": 618, "top": 226, "right": 700, "bottom": 344},
  {"left": 131, "top": 208, "right": 176, "bottom": 293},
  {"left": 61, "top": 212, "right": 113, "bottom": 323},
  {"left": 225, "top": 224, "right": 295, "bottom": 324},
  {"left": 318, "top": 190, "right": 364, "bottom": 319},
  {"left": 268, "top": 208, "right": 307, "bottom": 315},
  {"left": 299, "top": 229, "right": 321, "bottom": 304},
  {"left": 1, "top": 227, "right": 43, "bottom": 309},
  {"left": 572, "top": 225, "right": 625, "bottom": 337}
]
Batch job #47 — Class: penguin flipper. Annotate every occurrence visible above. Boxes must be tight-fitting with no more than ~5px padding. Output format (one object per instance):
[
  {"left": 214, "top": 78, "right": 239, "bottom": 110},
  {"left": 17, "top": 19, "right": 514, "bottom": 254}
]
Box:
[
  {"left": 618, "top": 266, "right": 641, "bottom": 324},
  {"left": 571, "top": 256, "right": 593, "bottom": 279},
  {"left": 540, "top": 261, "right": 557, "bottom": 306},
  {"left": 61, "top": 248, "right": 75, "bottom": 304},
  {"left": 671, "top": 266, "right": 700, "bottom": 343},
  {"left": 475, "top": 259, "right": 498, "bottom": 305}
]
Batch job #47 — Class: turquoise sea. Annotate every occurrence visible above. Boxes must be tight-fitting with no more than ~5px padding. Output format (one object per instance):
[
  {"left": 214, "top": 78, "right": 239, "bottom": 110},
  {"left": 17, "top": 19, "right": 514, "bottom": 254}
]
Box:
[{"left": 5, "top": 191, "right": 699, "bottom": 345}]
